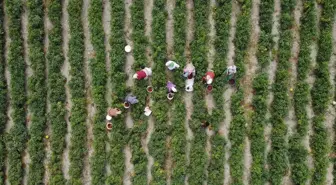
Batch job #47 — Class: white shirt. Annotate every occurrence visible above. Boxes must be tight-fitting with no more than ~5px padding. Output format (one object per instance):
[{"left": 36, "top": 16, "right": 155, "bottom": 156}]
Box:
[{"left": 227, "top": 65, "right": 237, "bottom": 75}]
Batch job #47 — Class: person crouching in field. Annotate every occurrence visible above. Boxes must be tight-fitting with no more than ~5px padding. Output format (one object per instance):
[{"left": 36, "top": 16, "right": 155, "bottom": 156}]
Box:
[{"left": 133, "top": 67, "right": 152, "bottom": 80}]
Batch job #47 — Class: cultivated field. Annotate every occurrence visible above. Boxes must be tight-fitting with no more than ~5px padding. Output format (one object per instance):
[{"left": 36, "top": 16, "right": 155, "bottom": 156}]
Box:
[{"left": 0, "top": 0, "right": 335, "bottom": 185}]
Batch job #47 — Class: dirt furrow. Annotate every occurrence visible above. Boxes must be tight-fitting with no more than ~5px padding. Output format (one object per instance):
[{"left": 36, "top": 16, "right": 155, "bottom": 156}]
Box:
[
  {"left": 204, "top": 0, "right": 216, "bottom": 184},
  {"left": 221, "top": 2, "right": 239, "bottom": 185},
  {"left": 325, "top": 16, "right": 336, "bottom": 185},
  {"left": 22, "top": 1, "right": 31, "bottom": 184},
  {"left": 305, "top": 4, "right": 320, "bottom": 184},
  {"left": 283, "top": 1, "right": 302, "bottom": 184},
  {"left": 264, "top": 0, "right": 280, "bottom": 182},
  {"left": 285, "top": 0, "right": 302, "bottom": 138},
  {"left": 143, "top": 0, "right": 154, "bottom": 183},
  {"left": 43, "top": 5, "right": 52, "bottom": 184},
  {"left": 184, "top": 1, "right": 194, "bottom": 184},
  {"left": 61, "top": 0, "right": 71, "bottom": 180},
  {"left": 82, "top": 0, "right": 95, "bottom": 183},
  {"left": 166, "top": 0, "right": 175, "bottom": 59},
  {"left": 205, "top": 0, "right": 216, "bottom": 114},
  {"left": 3, "top": 2, "right": 11, "bottom": 184},
  {"left": 102, "top": 0, "right": 112, "bottom": 177},
  {"left": 103, "top": 0, "right": 112, "bottom": 107},
  {"left": 165, "top": 0, "right": 175, "bottom": 184},
  {"left": 124, "top": 0, "right": 134, "bottom": 184},
  {"left": 242, "top": 0, "right": 260, "bottom": 184}
]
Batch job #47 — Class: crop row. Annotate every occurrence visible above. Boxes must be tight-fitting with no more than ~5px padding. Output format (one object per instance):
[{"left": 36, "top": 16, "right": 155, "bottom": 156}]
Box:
[
  {"left": 170, "top": 0, "right": 187, "bottom": 184},
  {"left": 228, "top": 0, "right": 251, "bottom": 184},
  {"left": 26, "top": 0, "right": 47, "bottom": 184},
  {"left": 88, "top": 0, "right": 108, "bottom": 184},
  {"left": 310, "top": 0, "right": 335, "bottom": 184},
  {"left": 188, "top": 0, "right": 209, "bottom": 184},
  {"left": 67, "top": 0, "right": 87, "bottom": 184},
  {"left": 5, "top": 0, "right": 28, "bottom": 184},
  {"left": 207, "top": 0, "right": 231, "bottom": 184},
  {"left": 289, "top": 0, "right": 316, "bottom": 184},
  {"left": 46, "top": 0, "right": 67, "bottom": 184},
  {"left": 0, "top": 1, "right": 6, "bottom": 184},
  {"left": 268, "top": 0, "right": 295, "bottom": 184},
  {"left": 149, "top": 0, "right": 170, "bottom": 184},
  {"left": 249, "top": 0, "right": 274, "bottom": 184},
  {"left": 129, "top": 0, "right": 148, "bottom": 184},
  {"left": 107, "top": 0, "right": 127, "bottom": 184}
]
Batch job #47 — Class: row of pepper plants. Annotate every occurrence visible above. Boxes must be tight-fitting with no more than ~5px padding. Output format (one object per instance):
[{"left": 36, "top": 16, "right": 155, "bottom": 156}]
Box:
[
  {"left": 149, "top": 0, "right": 170, "bottom": 184},
  {"left": 188, "top": 0, "right": 209, "bottom": 184},
  {"left": 129, "top": 0, "right": 149, "bottom": 184},
  {"left": 107, "top": 0, "right": 127, "bottom": 184},
  {"left": 0, "top": 1, "right": 7, "bottom": 184},
  {"left": 289, "top": 0, "right": 316, "bottom": 184},
  {"left": 26, "top": 0, "right": 47, "bottom": 184},
  {"left": 5, "top": 0, "right": 28, "bottom": 184},
  {"left": 88, "top": 0, "right": 108, "bottom": 184},
  {"left": 228, "top": 0, "right": 251, "bottom": 184},
  {"left": 170, "top": 0, "right": 187, "bottom": 184},
  {"left": 310, "top": 0, "right": 335, "bottom": 184},
  {"left": 268, "top": 0, "right": 295, "bottom": 184},
  {"left": 46, "top": 0, "right": 67, "bottom": 183},
  {"left": 68, "top": 0, "right": 87, "bottom": 184},
  {"left": 249, "top": 0, "right": 274, "bottom": 184},
  {"left": 207, "top": 0, "right": 231, "bottom": 184}
]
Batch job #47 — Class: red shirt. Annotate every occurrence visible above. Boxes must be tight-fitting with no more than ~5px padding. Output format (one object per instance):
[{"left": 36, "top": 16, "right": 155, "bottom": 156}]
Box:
[
  {"left": 136, "top": 70, "right": 147, "bottom": 79},
  {"left": 206, "top": 71, "right": 215, "bottom": 79}
]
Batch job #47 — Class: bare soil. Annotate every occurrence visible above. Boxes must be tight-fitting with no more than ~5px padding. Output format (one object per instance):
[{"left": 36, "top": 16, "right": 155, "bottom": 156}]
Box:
[
  {"left": 325, "top": 15, "right": 336, "bottom": 185},
  {"left": 102, "top": 0, "right": 112, "bottom": 178},
  {"left": 283, "top": 1, "right": 302, "bottom": 184},
  {"left": 124, "top": 0, "right": 134, "bottom": 184},
  {"left": 184, "top": 1, "right": 195, "bottom": 184},
  {"left": 185, "top": 0, "right": 194, "bottom": 64},
  {"left": 143, "top": 0, "right": 155, "bottom": 183},
  {"left": 43, "top": 4, "right": 53, "bottom": 184},
  {"left": 103, "top": 0, "right": 112, "bottom": 107},
  {"left": 222, "top": 2, "right": 240, "bottom": 185},
  {"left": 21, "top": 1, "right": 31, "bottom": 184},
  {"left": 124, "top": 145, "right": 134, "bottom": 185},
  {"left": 205, "top": 0, "right": 216, "bottom": 115},
  {"left": 61, "top": 0, "right": 71, "bottom": 180},
  {"left": 125, "top": 0, "right": 135, "bottom": 88},
  {"left": 305, "top": 3, "right": 320, "bottom": 184},
  {"left": 264, "top": 0, "right": 281, "bottom": 182},
  {"left": 165, "top": 0, "right": 175, "bottom": 183},
  {"left": 4, "top": 7, "right": 13, "bottom": 183},
  {"left": 82, "top": 0, "right": 95, "bottom": 183},
  {"left": 166, "top": 0, "right": 175, "bottom": 59},
  {"left": 242, "top": 0, "right": 261, "bottom": 184}
]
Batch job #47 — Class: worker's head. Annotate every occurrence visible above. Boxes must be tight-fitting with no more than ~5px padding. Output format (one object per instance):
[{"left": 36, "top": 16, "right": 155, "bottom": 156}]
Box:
[
  {"left": 133, "top": 74, "right": 138, "bottom": 79},
  {"left": 106, "top": 115, "right": 112, "bottom": 121},
  {"left": 171, "top": 87, "right": 177, "bottom": 92},
  {"left": 206, "top": 75, "right": 213, "bottom": 84}
]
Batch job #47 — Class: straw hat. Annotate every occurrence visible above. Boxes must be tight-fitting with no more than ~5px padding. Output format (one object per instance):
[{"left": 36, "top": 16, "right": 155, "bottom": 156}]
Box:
[{"left": 125, "top": 45, "right": 131, "bottom": 53}]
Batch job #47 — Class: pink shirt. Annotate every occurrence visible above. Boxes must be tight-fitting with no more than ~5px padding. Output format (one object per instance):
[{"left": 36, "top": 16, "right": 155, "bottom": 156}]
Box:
[{"left": 136, "top": 70, "right": 147, "bottom": 79}]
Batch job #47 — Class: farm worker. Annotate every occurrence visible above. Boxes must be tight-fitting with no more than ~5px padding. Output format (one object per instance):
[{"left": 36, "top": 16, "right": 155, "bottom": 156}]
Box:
[
  {"left": 133, "top": 67, "right": 152, "bottom": 80},
  {"left": 185, "top": 78, "right": 194, "bottom": 92},
  {"left": 226, "top": 65, "right": 237, "bottom": 76},
  {"left": 106, "top": 108, "right": 122, "bottom": 121},
  {"left": 183, "top": 63, "right": 196, "bottom": 79},
  {"left": 144, "top": 106, "right": 152, "bottom": 116},
  {"left": 166, "top": 81, "right": 177, "bottom": 93},
  {"left": 125, "top": 95, "right": 138, "bottom": 105},
  {"left": 202, "top": 71, "right": 215, "bottom": 85},
  {"left": 166, "top": 60, "right": 180, "bottom": 71}
]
